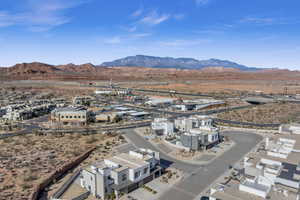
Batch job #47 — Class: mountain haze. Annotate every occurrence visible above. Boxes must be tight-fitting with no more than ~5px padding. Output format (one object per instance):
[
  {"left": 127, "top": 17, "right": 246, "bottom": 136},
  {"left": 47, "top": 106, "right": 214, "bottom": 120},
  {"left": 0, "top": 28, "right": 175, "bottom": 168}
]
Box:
[{"left": 100, "top": 55, "right": 259, "bottom": 71}]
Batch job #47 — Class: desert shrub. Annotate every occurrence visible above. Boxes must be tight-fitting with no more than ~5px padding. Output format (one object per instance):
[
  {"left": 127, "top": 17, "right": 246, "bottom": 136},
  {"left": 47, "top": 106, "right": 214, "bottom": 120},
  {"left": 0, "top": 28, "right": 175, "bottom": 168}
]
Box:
[
  {"left": 23, "top": 173, "right": 38, "bottom": 182},
  {"left": 20, "top": 183, "right": 32, "bottom": 190},
  {"left": 71, "top": 150, "right": 81, "bottom": 157},
  {"left": 3, "top": 138, "right": 13, "bottom": 143},
  {"left": 118, "top": 135, "right": 125, "bottom": 140},
  {"left": 23, "top": 168, "right": 38, "bottom": 180},
  {"left": 85, "top": 135, "right": 98, "bottom": 144},
  {"left": 67, "top": 134, "right": 75, "bottom": 140}
]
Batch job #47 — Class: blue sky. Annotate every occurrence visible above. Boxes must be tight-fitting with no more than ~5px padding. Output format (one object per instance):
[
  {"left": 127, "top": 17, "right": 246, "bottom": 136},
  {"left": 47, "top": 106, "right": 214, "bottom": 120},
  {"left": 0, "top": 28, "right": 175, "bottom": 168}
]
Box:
[{"left": 0, "top": 0, "right": 300, "bottom": 69}]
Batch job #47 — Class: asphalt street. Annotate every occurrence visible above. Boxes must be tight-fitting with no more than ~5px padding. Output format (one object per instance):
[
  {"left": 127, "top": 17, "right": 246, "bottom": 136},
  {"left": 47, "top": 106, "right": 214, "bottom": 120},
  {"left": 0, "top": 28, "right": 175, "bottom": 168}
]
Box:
[
  {"left": 0, "top": 115, "right": 48, "bottom": 139},
  {"left": 94, "top": 85, "right": 212, "bottom": 98},
  {"left": 123, "top": 129, "right": 263, "bottom": 200}
]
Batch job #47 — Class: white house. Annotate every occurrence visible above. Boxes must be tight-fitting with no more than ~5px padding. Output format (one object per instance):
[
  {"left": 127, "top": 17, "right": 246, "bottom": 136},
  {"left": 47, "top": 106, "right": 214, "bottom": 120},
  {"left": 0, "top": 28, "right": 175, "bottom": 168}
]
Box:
[
  {"left": 151, "top": 118, "right": 174, "bottom": 136},
  {"left": 174, "top": 115, "right": 214, "bottom": 132},
  {"left": 241, "top": 156, "right": 300, "bottom": 198},
  {"left": 265, "top": 137, "right": 295, "bottom": 159},
  {"left": 80, "top": 149, "right": 161, "bottom": 199},
  {"left": 240, "top": 158, "right": 282, "bottom": 198},
  {"left": 279, "top": 124, "right": 300, "bottom": 135}
]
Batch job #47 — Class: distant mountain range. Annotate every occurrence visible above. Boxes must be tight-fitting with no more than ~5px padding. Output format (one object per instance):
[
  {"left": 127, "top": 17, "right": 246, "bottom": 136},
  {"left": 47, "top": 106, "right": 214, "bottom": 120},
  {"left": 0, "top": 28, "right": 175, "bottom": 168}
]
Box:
[
  {"left": 100, "top": 55, "right": 259, "bottom": 71},
  {"left": 0, "top": 58, "right": 298, "bottom": 82},
  {"left": 2, "top": 55, "right": 297, "bottom": 81}
]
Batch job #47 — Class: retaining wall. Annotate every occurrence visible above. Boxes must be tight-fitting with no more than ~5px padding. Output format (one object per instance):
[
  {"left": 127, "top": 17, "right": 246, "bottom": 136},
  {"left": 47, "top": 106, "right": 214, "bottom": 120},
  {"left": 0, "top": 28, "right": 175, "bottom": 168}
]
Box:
[{"left": 30, "top": 147, "right": 96, "bottom": 200}]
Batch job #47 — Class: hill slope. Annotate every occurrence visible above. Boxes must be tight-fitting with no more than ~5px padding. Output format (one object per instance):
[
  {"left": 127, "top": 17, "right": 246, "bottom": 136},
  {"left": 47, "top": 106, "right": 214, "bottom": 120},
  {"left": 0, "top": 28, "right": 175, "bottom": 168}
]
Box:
[{"left": 7, "top": 62, "right": 61, "bottom": 75}]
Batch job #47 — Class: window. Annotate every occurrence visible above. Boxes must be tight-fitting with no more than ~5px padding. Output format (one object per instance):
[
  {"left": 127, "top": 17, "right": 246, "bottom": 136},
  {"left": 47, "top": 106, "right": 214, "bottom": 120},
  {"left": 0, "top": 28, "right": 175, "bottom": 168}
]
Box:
[
  {"left": 122, "top": 174, "right": 127, "bottom": 181},
  {"left": 74, "top": 116, "right": 77, "bottom": 118},
  {"left": 61, "top": 116, "right": 64, "bottom": 118},
  {"left": 78, "top": 116, "right": 81, "bottom": 118},
  {"left": 134, "top": 171, "right": 140, "bottom": 179},
  {"left": 143, "top": 168, "right": 148, "bottom": 174},
  {"left": 70, "top": 116, "right": 73, "bottom": 119},
  {"left": 66, "top": 116, "right": 69, "bottom": 118}
]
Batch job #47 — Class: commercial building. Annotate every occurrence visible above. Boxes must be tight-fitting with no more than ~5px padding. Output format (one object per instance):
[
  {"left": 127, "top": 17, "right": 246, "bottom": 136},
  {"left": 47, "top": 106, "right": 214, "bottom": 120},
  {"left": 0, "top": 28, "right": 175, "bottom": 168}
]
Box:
[
  {"left": 80, "top": 148, "right": 162, "bottom": 199},
  {"left": 50, "top": 107, "right": 89, "bottom": 126},
  {"left": 128, "top": 111, "right": 151, "bottom": 120},
  {"left": 93, "top": 111, "right": 120, "bottom": 123},
  {"left": 172, "top": 104, "right": 197, "bottom": 112},
  {"left": 172, "top": 99, "right": 225, "bottom": 112},
  {"left": 95, "top": 90, "right": 114, "bottom": 95},
  {"left": 95, "top": 89, "right": 129, "bottom": 96},
  {"left": 145, "top": 97, "right": 174, "bottom": 107}
]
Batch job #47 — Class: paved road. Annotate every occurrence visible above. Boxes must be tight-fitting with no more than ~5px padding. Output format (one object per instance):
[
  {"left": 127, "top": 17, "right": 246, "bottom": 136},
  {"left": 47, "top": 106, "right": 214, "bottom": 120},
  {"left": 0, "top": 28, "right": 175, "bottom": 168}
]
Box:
[
  {"left": 173, "top": 105, "right": 254, "bottom": 118},
  {"left": 123, "top": 129, "right": 201, "bottom": 172},
  {"left": 125, "top": 104, "right": 254, "bottom": 118},
  {"left": 123, "top": 129, "right": 263, "bottom": 200},
  {"left": 0, "top": 104, "right": 255, "bottom": 140},
  {"left": 93, "top": 85, "right": 213, "bottom": 98},
  {"left": 0, "top": 115, "right": 48, "bottom": 139}
]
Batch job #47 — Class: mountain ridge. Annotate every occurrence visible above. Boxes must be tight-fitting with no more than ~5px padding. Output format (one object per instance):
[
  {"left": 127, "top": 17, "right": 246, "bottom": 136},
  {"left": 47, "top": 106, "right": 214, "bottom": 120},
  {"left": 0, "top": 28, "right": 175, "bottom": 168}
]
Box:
[
  {"left": 0, "top": 61, "right": 299, "bottom": 82},
  {"left": 100, "top": 55, "right": 259, "bottom": 71}
]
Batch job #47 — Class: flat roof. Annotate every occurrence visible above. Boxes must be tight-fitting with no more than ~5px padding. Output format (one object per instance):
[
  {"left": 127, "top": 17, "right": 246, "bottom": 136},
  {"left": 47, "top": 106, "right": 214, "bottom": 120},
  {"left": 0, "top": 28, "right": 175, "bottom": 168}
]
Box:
[
  {"left": 114, "top": 107, "right": 130, "bottom": 111},
  {"left": 109, "top": 153, "right": 148, "bottom": 168},
  {"left": 53, "top": 107, "right": 86, "bottom": 113},
  {"left": 129, "top": 111, "right": 150, "bottom": 116},
  {"left": 253, "top": 134, "right": 300, "bottom": 165},
  {"left": 242, "top": 180, "right": 270, "bottom": 192},
  {"left": 114, "top": 165, "right": 129, "bottom": 172},
  {"left": 92, "top": 161, "right": 108, "bottom": 169}
]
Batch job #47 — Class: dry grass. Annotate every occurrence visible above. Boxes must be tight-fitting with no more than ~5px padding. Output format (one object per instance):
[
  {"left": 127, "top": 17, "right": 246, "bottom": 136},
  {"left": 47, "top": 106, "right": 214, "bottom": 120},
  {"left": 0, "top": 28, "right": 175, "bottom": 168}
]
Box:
[
  {"left": 217, "top": 102, "right": 300, "bottom": 124},
  {"left": 141, "top": 80, "right": 300, "bottom": 95},
  {"left": 0, "top": 133, "right": 125, "bottom": 200}
]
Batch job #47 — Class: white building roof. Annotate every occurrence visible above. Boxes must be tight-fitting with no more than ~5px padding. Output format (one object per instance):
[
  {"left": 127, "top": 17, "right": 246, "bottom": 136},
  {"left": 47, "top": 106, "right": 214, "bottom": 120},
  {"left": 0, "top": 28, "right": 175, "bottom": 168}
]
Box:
[{"left": 129, "top": 112, "right": 150, "bottom": 117}]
